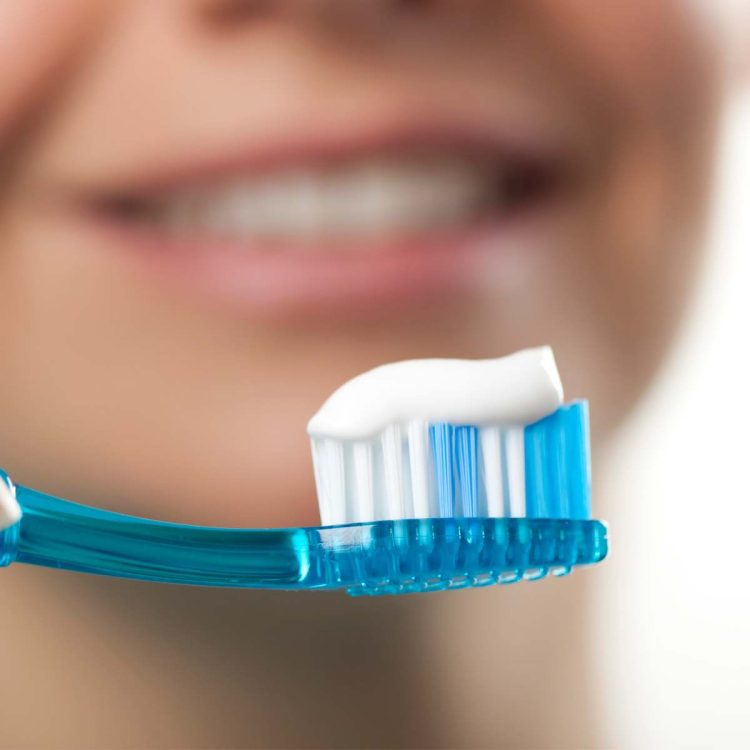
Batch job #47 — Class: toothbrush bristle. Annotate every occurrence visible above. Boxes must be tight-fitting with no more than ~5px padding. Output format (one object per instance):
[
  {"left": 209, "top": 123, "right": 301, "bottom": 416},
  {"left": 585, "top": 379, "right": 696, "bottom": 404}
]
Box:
[{"left": 311, "top": 402, "right": 591, "bottom": 526}]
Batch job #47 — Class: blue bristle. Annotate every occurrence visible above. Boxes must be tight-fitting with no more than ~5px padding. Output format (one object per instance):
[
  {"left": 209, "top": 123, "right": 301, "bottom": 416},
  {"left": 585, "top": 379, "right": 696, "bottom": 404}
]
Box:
[
  {"left": 564, "top": 401, "right": 591, "bottom": 519},
  {"left": 427, "top": 401, "right": 591, "bottom": 521},
  {"left": 454, "top": 426, "right": 479, "bottom": 516},
  {"left": 524, "top": 422, "right": 550, "bottom": 518},
  {"left": 429, "top": 423, "right": 455, "bottom": 517},
  {"left": 524, "top": 402, "right": 591, "bottom": 520}
]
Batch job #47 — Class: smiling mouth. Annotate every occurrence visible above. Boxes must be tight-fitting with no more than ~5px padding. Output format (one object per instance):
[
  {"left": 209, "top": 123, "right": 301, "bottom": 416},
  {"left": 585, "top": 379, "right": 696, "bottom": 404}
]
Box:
[
  {"left": 89, "top": 147, "right": 561, "bottom": 248},
  {"left": 65, "top": 130, "right": 570, "bottom": 318}
]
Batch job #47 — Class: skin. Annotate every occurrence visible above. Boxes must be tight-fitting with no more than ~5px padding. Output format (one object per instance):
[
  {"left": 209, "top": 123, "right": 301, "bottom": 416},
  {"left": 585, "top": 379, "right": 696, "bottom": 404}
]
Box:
[{"left": 0, "top": 1, "right": 735, "bottom": 747}]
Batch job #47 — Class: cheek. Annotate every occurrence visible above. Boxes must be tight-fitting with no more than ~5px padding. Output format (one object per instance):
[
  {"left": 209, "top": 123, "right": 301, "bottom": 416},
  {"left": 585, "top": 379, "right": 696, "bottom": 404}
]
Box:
[
  {"left": 575, "top": 114, "right": 717, "bottom": 430},
  {"left": 0, "top": 0, "right": 108, "bottom": 144},
  {"left": 536, "top": 0, "right": 707, "bottom": 105},
  {"left": 532, "top": 0, "right": 720, "bottom": 403}
]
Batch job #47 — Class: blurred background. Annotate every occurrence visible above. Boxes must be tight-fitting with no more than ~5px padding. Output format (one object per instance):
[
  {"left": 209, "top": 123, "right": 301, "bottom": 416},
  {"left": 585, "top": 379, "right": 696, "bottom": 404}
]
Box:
[
  {"left": 596, "top": 90, "right": 750, "bottom": 748},
  {"left": 0, "top": 1, "right": 749, "bottom": 748}
]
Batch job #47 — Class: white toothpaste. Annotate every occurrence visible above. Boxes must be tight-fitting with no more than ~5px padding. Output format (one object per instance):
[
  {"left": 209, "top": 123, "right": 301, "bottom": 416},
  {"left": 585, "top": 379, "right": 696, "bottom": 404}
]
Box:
[
  {"left": 0, "top": 478, "right": 21, "bottom": 531},
  {"left": 307, "top": 346, "right": 563, "bottom": 440}
]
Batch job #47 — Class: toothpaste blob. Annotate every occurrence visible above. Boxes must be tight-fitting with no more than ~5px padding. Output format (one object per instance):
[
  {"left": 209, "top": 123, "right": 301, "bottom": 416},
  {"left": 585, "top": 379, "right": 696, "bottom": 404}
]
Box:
[
  {"left": 307, "top": 346, "right": 563, "bottom": 440},
  {"left": 0, "top": 477, "right": 21, "bottom": 531},
  {"left": 307, "top": 347, "right": 582, "bottom": 526}
]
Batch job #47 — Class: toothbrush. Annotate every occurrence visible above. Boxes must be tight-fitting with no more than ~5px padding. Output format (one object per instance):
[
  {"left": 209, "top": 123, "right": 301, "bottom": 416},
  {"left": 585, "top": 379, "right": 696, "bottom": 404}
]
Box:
[{"left": 0, "top": 347, "right": 607, "bottom": 595}]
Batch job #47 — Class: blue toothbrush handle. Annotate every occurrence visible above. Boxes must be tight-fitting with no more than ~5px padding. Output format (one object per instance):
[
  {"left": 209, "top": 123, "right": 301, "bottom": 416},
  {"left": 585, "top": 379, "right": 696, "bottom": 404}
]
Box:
[
  {"left": 0, "top": 472, "right": 608, "bottom": 595},
  {"left": 1, "top": 480, "right": 323, "bottom": 588}
]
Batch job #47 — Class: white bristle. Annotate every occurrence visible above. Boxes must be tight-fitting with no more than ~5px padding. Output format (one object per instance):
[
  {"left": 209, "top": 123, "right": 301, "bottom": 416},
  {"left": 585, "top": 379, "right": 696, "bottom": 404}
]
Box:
[
  {"left": 505, "top": 427, "right": 526, "bottom": 517},
  {"left": 352, "top": 443, "right": 375, "bottom": 522},
  {"left": 311, "top": 424, "right": 532, "bottom": 525},
  {"left": 311, "top": 438, "right": 346, "bottom": 525},
  {"left": 307, "top": 348, "right": 567, "bottom": 524},
  {"left": 407, "top": 420, "right": 432, "bottom": 518},
  {"left": 480, "top": 426, "right": 505, "bottom": 517},
  {"left": 381, "top": 425, "right": 405, "bottom": 520}
]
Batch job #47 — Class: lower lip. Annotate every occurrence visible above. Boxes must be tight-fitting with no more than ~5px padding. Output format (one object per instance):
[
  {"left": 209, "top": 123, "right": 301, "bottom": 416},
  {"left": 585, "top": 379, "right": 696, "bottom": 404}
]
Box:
[{"left": 77, "top": 212, "right": 543, "bottom": 320}]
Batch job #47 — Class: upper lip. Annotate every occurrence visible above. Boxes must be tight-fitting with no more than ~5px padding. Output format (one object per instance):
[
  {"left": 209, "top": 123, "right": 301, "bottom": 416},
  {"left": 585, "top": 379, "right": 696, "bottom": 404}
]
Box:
[{"left": 69, "top": 111, "right": 574, "bottom": 203}]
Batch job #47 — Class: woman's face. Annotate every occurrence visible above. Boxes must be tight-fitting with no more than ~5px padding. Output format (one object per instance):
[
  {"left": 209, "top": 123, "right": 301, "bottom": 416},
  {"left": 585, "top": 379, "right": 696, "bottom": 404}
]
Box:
[{"left": 0, "top": 0, "right": 720, "bottom": 525}]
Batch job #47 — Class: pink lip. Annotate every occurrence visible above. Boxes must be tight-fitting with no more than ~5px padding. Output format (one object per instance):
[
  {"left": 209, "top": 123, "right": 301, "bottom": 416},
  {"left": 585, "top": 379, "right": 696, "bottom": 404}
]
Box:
[
  {"left": 77, "top": 113, "right": 565, "bottom": 196},
  {"left": 85, "top": 218, "right": 534, "bottom": 320}
]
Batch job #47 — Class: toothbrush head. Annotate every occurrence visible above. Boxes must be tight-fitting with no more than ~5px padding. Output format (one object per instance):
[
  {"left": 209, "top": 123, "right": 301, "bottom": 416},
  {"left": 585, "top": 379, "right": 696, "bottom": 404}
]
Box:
[
  {"left": 315, "top": 516, "right": 608, "bottom": 596},
  {"left": 306, "top": 347, "right": 608, "bottom": 593},
  {"left": 308, "top": 348, "right": 587, "bottom": 526}
]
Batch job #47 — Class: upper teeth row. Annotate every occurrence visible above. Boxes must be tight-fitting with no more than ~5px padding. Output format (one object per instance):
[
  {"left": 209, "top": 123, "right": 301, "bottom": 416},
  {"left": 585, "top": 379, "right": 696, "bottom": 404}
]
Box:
[{"left": 156, "top": 157, "right": 500, "bottom": 240}]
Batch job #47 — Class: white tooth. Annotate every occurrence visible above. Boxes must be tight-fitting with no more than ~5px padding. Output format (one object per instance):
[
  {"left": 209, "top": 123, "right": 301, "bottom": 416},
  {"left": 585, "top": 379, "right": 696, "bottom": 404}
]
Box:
[
  {"left": 155, "top": 156, "right": 497, "bottom": 240},
  {"left": 362, "top": 163, "right": 398, "bottom": 232},
  {"left": 235, "top": 184, "right": 269, "bottom": 237},
  {"left": 361, "top": 162, "right": 423, "bottom": 234},
  {"left": 164, "top": 192, "right": 198, "bottom": 236},
  {"left": 328, "top": 165, "right": 385, "bottom": 235},
  {"left": 201, "top": 187, "right": 237, "bottom": 237},
  {"left": 319, "top": 172, "right": 350, "bottom": 235},
  {"left": 217, "top": 185, "right": 242, "bottom": 238},
  {"left": 212, "top": 183, "right": 249, "bottom": 238},
  {"left": 286, "top": 172, "right": 325, "bottom": 237},
  {"left": 250, "top": 178, "right": 285, "bottom": 235}
]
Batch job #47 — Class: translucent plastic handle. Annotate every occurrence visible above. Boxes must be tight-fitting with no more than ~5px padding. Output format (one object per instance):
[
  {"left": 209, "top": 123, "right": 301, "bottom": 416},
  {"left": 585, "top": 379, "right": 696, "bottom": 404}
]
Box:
[{"left": 0, "top": 472, "right": 607, "bottom": 595}]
